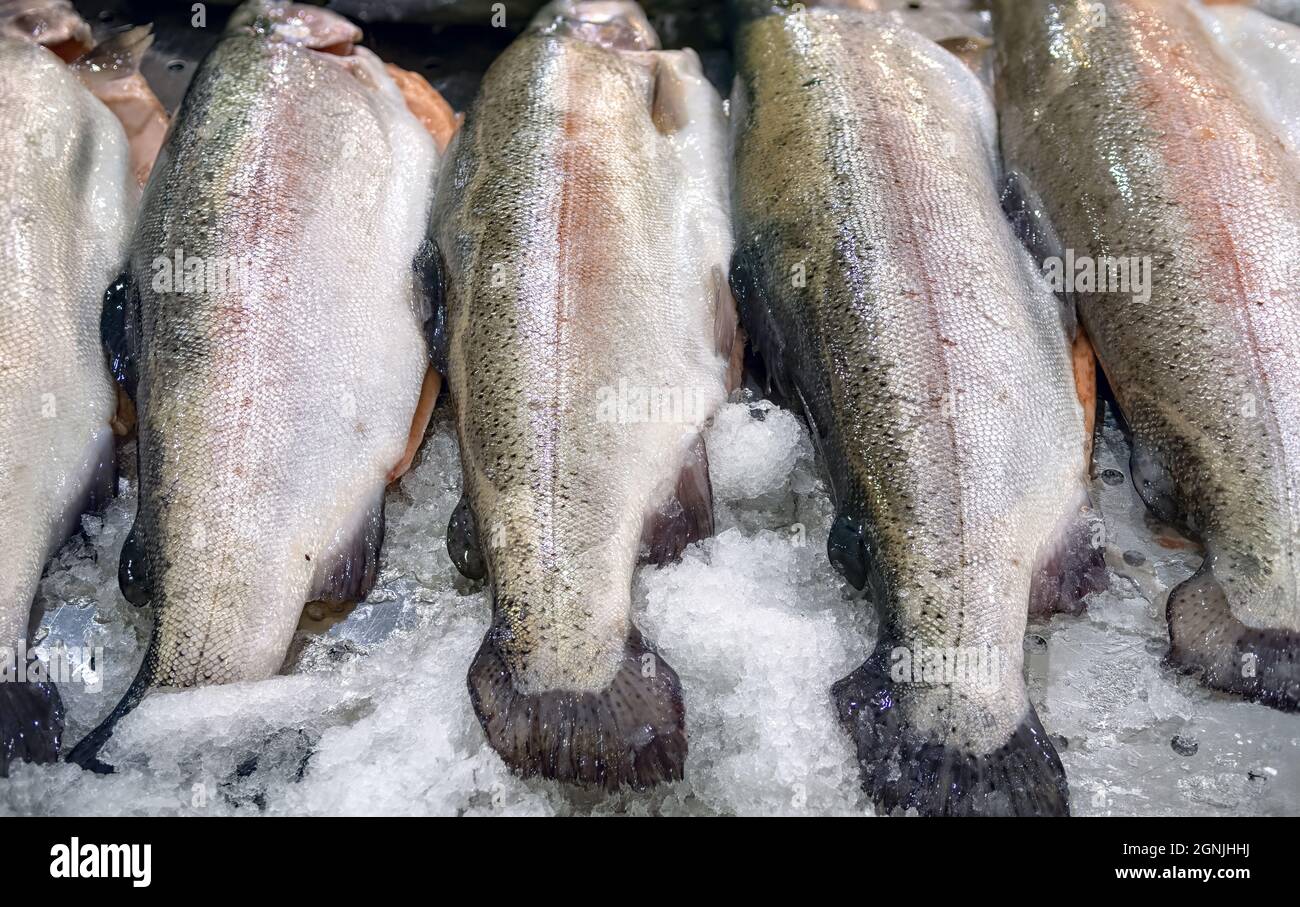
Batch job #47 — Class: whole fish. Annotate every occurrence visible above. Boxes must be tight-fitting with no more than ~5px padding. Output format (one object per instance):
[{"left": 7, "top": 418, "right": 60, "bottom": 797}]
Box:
[
  {"left": 993, "top": 0, "right": 1300, "bottom": 710},
  {"left": 0, "top": 6, "right": 151, "bottom": 775},
  {"left": 434, "top": 0, "right": 737, "bottom": 788},
  {"left": 70, "top": 0, "right": 444, "bottom": 769},
  {"left": 731, "top": 4, "right": 1103, "bottom": 815}
]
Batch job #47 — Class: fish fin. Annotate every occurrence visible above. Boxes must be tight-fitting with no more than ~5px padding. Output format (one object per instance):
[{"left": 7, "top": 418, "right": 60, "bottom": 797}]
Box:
[
  {"left": 468, "top": 625, "right": 686, "bottom": 790},
  {"left": 711, "top": 265, "right": 744, "bottom": 393},
  {"left": 1129, "top": 433, "right": 1181, "bottom": 525},
  {"left": 937, "top": 35, "right": 992, "bottom": 74},
  {"left": 111, "top": 386, "right": 136, "bottom": 438},
  {"left": 69, "top": 619, "right": 158, "bottom": 773},
  {"left": 447, "top": 493, "right": 487, "bottom": 581},
  {"left": 1167, "top": 561, "right": 1300, "bottom": 711},
  {"left": 0, "top": 674, "right": 64, "bottom": 777},
  {"left": 71, "top": 25, "right": 169, "bottom": 186},
  {"left": 730, "top": 239, "right": 792, "bottom": 402},
  {"left": 1072, "top": 329, "right": 1097, "bottom": 466},
  {"left": 389, "top": 366, "right": 440, "bottom": 482},
  {"left": 101, "top": 269, "right": 139, "bottom": 402},
  {"left": 1000, "top": 170, "right": 1078, "bottom": 336},
  {"left": 415, "top": 237, "right": 448, "bottom": 376},
  {"left": 118, "top": 518, "right": 151, "bottom": 607},
  {"left": 1028, "top": 493, "right": 1108, "bottom": 616},
  {"left": 828, "top": 511, "right": 871, "bottom": 592},
  {"left": 640, "top": 435, "right": 715, "bottom": 565},
  {"left": 832, "top": 643, "right": 1070, "bottom": 816},
  {"left": 650, "top": 51, "right": 692, "bottom": 135},
  {"left": 385, "top": 62, "right": 461, "bottom": 153},
  {"left": 308, "top": 499, "right": 386, "bottom": 605}
]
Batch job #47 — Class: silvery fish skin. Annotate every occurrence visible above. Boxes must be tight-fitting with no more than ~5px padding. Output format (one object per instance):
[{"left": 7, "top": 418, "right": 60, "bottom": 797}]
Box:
[
  {"left": 0, "top": 34, "right": 130, "bottom": 772},
  {"left": 1194, "top": 1, "right": 1300, "bottom": 154},
  {"left": 69, "top": 0, "right": 439, "bottom": 769},
  {"left": 731, "top": 6, "right": 1102, "bottom": 815},
  {"left": 993, "top": 0, "right": 1300, "bottom": 710},
  {"left": 434, "top": 0, "right": 735, "bottom": 788}
]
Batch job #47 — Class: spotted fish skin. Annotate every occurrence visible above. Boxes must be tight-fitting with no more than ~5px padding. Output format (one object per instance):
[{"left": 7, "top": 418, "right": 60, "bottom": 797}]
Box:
[
  {"left": 0, "top": 33, "right": 132, "bottom": 773},
  {"left": 434, "top": 0, "right": 734, "bottom": 788},
  {"left": 731, "top": 6, "right": 1100, "bottom": 815},
  {"left": 993, "top": 0, "right": 1300, "bottom": 711},
  {"left": 69, "top": 0, "right": 438, "bottom": 770}
]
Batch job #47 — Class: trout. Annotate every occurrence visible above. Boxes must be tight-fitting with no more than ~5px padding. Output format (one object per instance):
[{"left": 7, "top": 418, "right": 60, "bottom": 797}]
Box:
[
  {"left": 993, "top": 0, "right": 1300, "bottom": 711},
  {"left": 433, "top": 0, "right": 737, "bottom": 788},
  {"left": 731, "top": 3, "right": 1104, "bottom": 814}
]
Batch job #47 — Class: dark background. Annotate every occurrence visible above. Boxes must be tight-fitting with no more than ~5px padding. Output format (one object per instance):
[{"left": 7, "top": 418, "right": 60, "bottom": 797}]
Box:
[{"left": 72, "top": 0, "right": 732, "bottom": 114}]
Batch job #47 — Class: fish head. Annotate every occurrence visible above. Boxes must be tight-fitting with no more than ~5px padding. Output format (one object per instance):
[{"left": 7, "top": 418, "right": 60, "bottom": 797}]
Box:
[
  {"left": 227, "top": 0, "right": 363, "bottom": 53},
  {"left": 0, "top": 0, "right": 90, "bottom": 59},
  {"left": 530, "top": 0, "right": 660, "bottom": 51}
]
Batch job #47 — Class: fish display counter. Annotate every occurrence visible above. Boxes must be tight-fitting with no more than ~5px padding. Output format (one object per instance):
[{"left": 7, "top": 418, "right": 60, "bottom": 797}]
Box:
[{"left": 0, "top": 0, "right": 1297, "bottom": 819}]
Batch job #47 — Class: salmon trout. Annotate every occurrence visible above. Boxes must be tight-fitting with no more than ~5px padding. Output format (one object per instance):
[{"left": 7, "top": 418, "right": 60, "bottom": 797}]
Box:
[
  {"left": 0, "top": 3, "right": 159, "bottom": 775},
  {"left": 70, "top": 0, "right": 444, "bottom": 770},
  {"left": 993, "top": 0, "right": 1300, "bottom": 710},
  {"left": 433, "top": 0, "right": 737, "bottom": 788},
  {"left": 731, "top": 5, "right": 1104, "bottom": 815}
]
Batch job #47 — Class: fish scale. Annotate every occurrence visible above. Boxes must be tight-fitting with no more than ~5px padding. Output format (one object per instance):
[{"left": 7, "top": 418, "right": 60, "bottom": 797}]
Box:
[
  {"left": 994, "top": 0, "right": 1300, "bottom": 711},
  {"left": 435, "top": 0, "right": 734, "bottom": 789},
  {"left": 0, "top": 34, "right": 129, "bottom": 774},
  {"left": 731, "top": 6, "right": 1101, "bottom": 815},
  {"left": 69, "top": 0, "right": 438, "bottom": 771}
]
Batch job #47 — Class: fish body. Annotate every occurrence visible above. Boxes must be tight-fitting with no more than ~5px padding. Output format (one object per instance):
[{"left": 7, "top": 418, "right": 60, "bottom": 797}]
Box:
[
  {"left": 70, "top": 0, "right": 439, "bottom": 768},
  {"left": 993, "top": 0, "right": 1300, "bottom": 710},
  {"left": 0, "top": 33, "right": 132, "bottom": 772},
  {"left": 731, "top": 6, "right": 1102, "bottom": 814},
  {"left": 434, "top": 0, "right": 735, "bottom": 788}
]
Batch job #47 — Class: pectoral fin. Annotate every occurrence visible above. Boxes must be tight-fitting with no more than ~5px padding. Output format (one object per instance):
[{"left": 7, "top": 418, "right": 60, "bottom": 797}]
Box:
[{"left": 640, "top": 435, "right": 715, "bottom": 565}]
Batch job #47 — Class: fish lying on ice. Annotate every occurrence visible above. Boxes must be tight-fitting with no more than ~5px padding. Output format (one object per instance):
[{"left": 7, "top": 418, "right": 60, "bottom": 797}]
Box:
[
  {"left": 993, "top": 0, "right": 1300, "bottom": 710},
  {"left": 730, "top": 3, "right": 1105, "bottom": 815},
  {"left": 0, "top": 3, "right": 160, "bottom": 775},
  {"left": 433, "top": 0, "right": 737, "bottom": 788},
  {"left": 69, "top": 0, "right": 449, "bottom": 770}
]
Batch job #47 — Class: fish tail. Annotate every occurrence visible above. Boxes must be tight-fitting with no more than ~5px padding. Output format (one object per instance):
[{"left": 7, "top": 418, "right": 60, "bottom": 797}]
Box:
[
  {"left": 0, "top": 669, "right": 65, "bottom": 777},
  {"left": 832, "top": 642, "right": 1070, "bottom": 816},
  {"left": 1167, "top": 563, "right": 1300, "bottom": 712},
  {"left": 467, "top": 625, "right": 686, "bottom": 790}
]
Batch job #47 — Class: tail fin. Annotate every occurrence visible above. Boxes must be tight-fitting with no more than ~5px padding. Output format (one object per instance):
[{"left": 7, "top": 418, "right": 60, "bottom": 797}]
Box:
[
  {"left": 1167, "top": 564, "right": 1300, "bottom": 711},
  {"left": 832, "top": 643, "right": 1070, "bottom": 816},
  {"left": 0, "top": 674, "right": 65, "bottom": 777},
  {"left": 468, "top": 626, "right": 686, "bottom": 790}
]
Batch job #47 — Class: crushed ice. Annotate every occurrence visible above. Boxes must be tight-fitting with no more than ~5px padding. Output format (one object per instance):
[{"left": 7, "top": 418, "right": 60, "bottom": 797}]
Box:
[{"left": 1, "top": 397, "right": 1296, "bottom": 815}]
